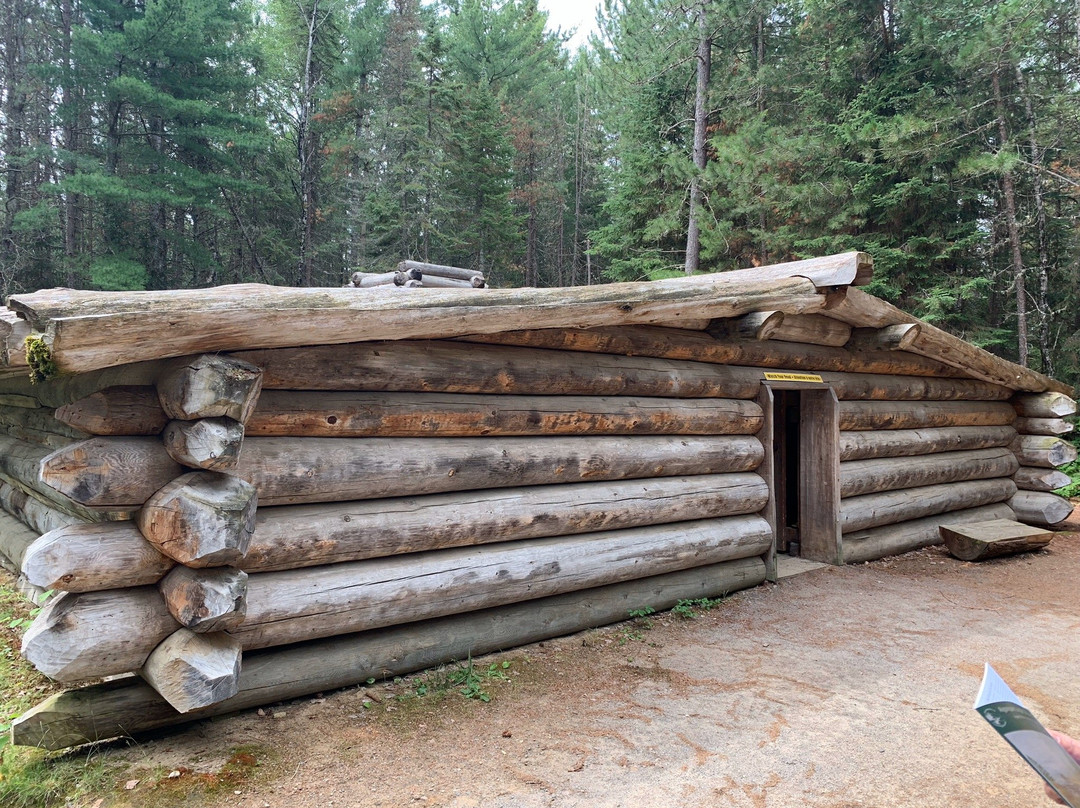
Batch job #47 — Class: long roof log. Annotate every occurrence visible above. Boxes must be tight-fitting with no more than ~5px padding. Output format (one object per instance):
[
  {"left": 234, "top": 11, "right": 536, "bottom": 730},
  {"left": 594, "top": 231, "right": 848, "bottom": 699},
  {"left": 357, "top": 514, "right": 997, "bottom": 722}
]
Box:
[{"left": 5, "top": 253, "right": 872, "bottom": 376}]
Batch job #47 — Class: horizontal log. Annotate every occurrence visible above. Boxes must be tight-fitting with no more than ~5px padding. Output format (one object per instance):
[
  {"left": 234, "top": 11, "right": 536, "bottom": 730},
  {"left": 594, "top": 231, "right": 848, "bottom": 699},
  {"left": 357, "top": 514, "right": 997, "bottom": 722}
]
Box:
[
  {"left": 841, "top": 503, "right": 1015, "bottom": 564},
  {"left": 767, "top": 313, "right": 852, "bottom": 347},
  {"left": 0, "top": 403, "right": 88, "bottom": 440},
  {"left": 242, "top": 435, "right": 763, "bottom": 506},
  {"left": 0, "top": 508, "right": 37, "bottom": 572},
  {"left": 237, "top": 340, "right": 766, "bottom": 399},
  {"left": 825, "top": 287, "right": 1068, "bottom": 394},
  {"left": 838, "top": 426, "right": 1017, "bottom": 461},
  {"left": 1013, "top": 417, "right": 1074, "bottom": 436},
  {"left": 1013, "top": 467, "right": 1072, "bottom": 492},
  {"left": 1013, "top": 392, "right": 1077, "bottom": 418},
  {"left": 836, "top": 400, "right": 1015, "bottom": 431},
  {"left": 839, "top": 479, "right": 1017, "bottom": 534},
  {"left": 0, "top": 435, "right": 135, "bottom": 521},
  {"left": 845, "top": 324, "right": 921, "bottom": 353},
  {"left": 54, "top": 385, "right": 170, "bottom": 435},
  {"left": 0, "top": 358, "right": 163, "bottom": 409},
  {"left": 41, "top": 434, "right": 764, "bottom": 508},
  {"left": 21, "top": 586, "right": 180, "bottom": 681},
  {"left": 138, "top": 473, "right": 258, "bottom": 567},
  {"left": 839, "top": 448, "right": 1019, "bottom": 498},
  {"left": 24, "top": 514, "right": 770, "bottom": 681},
  {"left": 233, "top": 515, "right": 772, "bottom": 650},
  {"left": 245, "top": 392, "right": 764, "bottom": 438},
  {"left": 398, "top": 260, "right": 484, "bottom": 282},
  {"left": 22, "top": 522, "right": 175, "bottom": 592},
  {"left": 1010, "top": 435, "right": 1078, "bottom": 469},
  {"left": 159, "top": 566, "right": 248, "bottom": 633},
  {"left": 156, "top": 355, "right": 263, "bottom": 423},
  {"left": 1009, "top": 491, "right": 1074, "bottom": 527},
  {"left": 140, "top": 630, "right": 242, "bottom": 713},
  {"left": 0, "top": 479, "right": 80, "bottom": 536},
  {"left": 39, "top": 437, "right": 182, "bottom": 508},
  {"left": 350, "top": 271, "right": 403, "bottom": 288},
  {"left": 460, "top": 325, "right": 971, "bottom": 379},
  {"left": 418, "top": 276, "right": 475, "bottom": 289},
  {"left": 244, "top": 473, "right": 769, "bottom": 571},
  {"left": 1, "top": 309, "right": 30, "bottom": 367},
  {"left": 239, "top": 339, "right": 1009, "bottom": 402},
  {"left": 940, "top": 519, "right": 1053, "bottom": 561},
  {"left": 8, "top": 254, "right": 864, "bottom": 374},
  {"left": 713, "top": 311, "right": 785, "bottom": 341},
  {"left": 162, "top": 418, "right": 244, "bottom": 469},
  {"left": 12, "top": 556, "right": 766, "bottom": 749}
]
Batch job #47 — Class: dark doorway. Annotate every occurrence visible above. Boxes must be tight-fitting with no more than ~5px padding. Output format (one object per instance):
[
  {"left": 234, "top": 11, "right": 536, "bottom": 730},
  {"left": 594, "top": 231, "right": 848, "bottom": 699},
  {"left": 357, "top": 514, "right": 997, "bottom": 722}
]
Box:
[{"left": 773, "top": 390, "right": 801, "bottom": 555}]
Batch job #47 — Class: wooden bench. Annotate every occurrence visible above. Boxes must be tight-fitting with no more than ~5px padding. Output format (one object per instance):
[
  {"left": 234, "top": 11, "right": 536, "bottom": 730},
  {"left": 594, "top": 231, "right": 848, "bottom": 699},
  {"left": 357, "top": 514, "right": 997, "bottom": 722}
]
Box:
[{"left": 940, "top": 519, "right": 1053, "bottom": 561}]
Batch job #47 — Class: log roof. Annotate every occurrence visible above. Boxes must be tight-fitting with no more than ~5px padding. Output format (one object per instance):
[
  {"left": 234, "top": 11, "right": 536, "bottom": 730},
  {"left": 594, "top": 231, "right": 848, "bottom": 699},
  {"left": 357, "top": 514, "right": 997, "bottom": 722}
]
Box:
[{"left": 0, "top": 251, "right": 1071, "bottom": 396}]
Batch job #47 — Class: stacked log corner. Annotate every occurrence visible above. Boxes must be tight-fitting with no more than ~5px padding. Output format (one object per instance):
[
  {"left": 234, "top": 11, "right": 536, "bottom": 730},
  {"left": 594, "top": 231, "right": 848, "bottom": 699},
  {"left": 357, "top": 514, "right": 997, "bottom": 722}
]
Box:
[
  {"left": 1006, "top": 393, "right": 1077, "bottom": 527},
  {"left": 7, "top": 335, "right": 780, "bottom": 746}
]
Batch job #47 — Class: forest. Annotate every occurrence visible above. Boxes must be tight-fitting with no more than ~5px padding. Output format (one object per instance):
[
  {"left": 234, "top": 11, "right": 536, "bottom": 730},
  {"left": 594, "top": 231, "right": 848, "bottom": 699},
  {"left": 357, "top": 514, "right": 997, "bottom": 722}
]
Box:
[{"left": 1, "top": 0, "right": 1079, "bottom": 380}]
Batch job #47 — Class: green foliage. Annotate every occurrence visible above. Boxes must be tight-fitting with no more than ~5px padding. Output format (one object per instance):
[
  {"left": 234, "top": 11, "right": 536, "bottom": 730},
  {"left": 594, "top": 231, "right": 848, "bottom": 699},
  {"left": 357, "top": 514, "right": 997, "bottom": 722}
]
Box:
[
  {"left": 89, "top": 256, "right": 149, "bottom": 291},
  {"left": 672, "top": 596, "right": 726, "bottom": 619},
  {"left": 24, "top": 337, "right": 57, "bottom": 384},
  {"left": 1054, "top": 458, "right": 1080, "bottom": 499}
]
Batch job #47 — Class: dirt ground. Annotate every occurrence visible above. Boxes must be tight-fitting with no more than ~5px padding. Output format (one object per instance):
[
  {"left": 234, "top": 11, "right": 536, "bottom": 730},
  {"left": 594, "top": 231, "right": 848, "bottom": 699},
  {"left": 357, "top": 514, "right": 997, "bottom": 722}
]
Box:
[{"left": 79, "top": 517, "right": 1080, "bottom": 808}]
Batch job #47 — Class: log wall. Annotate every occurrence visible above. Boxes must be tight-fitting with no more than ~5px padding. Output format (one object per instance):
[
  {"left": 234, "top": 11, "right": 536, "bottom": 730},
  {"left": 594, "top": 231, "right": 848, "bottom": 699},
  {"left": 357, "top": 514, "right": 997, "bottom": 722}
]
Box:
[
  {"left": 835, "top": 398, "right": 1024, "bottom": 563},
  {"left": 0, "top": 305, "right": 1074, "bottom": 748}
]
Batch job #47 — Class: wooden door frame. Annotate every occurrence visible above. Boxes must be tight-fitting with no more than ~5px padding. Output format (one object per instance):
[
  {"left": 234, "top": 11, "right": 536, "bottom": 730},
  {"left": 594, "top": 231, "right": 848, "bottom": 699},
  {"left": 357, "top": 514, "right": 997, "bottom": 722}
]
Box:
[{"left": 762, "top": 382, "right": 842, "bottom": 566}]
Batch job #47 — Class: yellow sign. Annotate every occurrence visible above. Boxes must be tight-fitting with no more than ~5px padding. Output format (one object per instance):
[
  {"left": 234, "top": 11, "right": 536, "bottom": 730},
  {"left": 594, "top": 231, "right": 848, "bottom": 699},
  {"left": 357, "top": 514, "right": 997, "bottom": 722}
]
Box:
[{"left": 763, "top": 372, "right": 824, "bottom": 383}]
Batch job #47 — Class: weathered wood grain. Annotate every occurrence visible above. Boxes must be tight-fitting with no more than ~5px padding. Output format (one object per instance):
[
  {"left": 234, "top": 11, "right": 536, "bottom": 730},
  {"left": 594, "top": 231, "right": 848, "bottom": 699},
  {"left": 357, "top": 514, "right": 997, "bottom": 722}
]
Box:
[
  {"left": 1012, "top": 417, "right": 1074, "bottom": 436},
  {"left": 838, "top": 426, "right": 1017, "bottom": 461},
  {"left": 1013, "top": 467, "right": 1072, "bottom": 492},
  {"left": 137, "top": 472, "right": 258, "bottom": 567},
  {"left": 940, "top": 519, "right": 1053, "bottom": 561},
  {"left": 237, "top": 340, "right": 766, "bottom": 399},
  {"left": 459, "top": 325, "right": 969, "bottom": 379},
  {"left": 54, "top": 386, "right": 170, "bottom": 435},
  {"left": 8, "top": 255, "right": 864, "bottom": 374},
  {"left": 21, "top": 587, "right": 180, "bottom": 681},
  {"left": 398, "top": 260, "right": 485, "bottom": 282},
  {"left": 234, "top": 515, "right": 772, "bottom": 650},
  {"left": 0, "top": 479, "right": 80, "bottom": 535},
  {"left": 799, "top": 388, "right": 842, "bottom": 564},
  {"left": 0, "top": 508, "right": 37, "bottom": 572},
  {"left": 839, "top": 448, "right": 1019, "bottom": 498},
  {"left": 836, "top": 400, "right": 1015, "bottom": 431},
  {"left": 1012, "top": 392, "right": 1077, "bottom": 418},
  {"left": 245, "top": 392, "right": 763, "bottom": 437},
  {"left": 156, "top": 355, "right": 263, "bottom": 423},
  {"left": 243, "top": 473, "right": 768, "bottom": 571},
  {"left": 768, "top": 313, "right": 852, "bottom": 347},
  {"left": 1010, "top": 435, "right": 1078, "bottom": 469},
  {"left": 12, "top": 557, "right": 766, "bottom": 749},
  {"left": 140, "top": 630, "right": 242, "bottom": 713},
  {"left": 22, "top": 522, "right": 174, "bottom": 592},
  {"left": 824, "top": 287, "right": 1069, "bottom": 394},
  {"left": 162, "top": 418, "right": 245, "bottom": 469},
  {"left": 39, "top": 437, "right": 182, "bottom": 507},
  {"left": 158, "top": 566, "right": 248, "bottom": 632},
  {"left": 845, "top": 324, "right": 921, "bottom": 353},
  {"left": 839, "top": 478, "right": 1017, "bottom": 534},
  {"left": 1008, "top": 490, "right": 1074, "bottom": 527},
  {"left": 841, "top": 503, "right": 1016, "bottom": 564}
]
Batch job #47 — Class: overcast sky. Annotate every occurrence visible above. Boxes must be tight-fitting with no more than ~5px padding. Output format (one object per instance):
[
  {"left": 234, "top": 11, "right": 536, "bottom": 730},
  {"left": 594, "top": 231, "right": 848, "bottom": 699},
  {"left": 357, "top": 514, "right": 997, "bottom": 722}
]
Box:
[{"left": 537, "top": 0, "right": 602, "bottom": 51}]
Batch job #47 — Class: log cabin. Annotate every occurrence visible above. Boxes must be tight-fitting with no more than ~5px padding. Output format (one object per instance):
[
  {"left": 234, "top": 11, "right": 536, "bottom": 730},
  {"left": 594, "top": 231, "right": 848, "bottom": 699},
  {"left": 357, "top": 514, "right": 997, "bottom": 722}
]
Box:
[{"left": 0, "top": 251, "right": 1075, "bottom": 749}]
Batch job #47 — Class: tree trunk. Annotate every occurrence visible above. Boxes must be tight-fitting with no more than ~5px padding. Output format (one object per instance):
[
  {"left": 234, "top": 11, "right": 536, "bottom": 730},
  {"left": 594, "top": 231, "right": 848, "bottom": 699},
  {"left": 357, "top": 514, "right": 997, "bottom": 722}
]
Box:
[
  {"left": 992, "top": 69, "right": 1028, "bottom": 366},
  {"left": 684, "top": 0, "right": 711, "bottom": 276}
]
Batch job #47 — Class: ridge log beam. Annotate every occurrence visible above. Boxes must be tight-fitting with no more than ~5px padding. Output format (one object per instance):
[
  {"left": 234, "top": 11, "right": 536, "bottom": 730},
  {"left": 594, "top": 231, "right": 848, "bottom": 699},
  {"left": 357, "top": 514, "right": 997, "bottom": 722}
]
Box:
[{"left": 7, "top": 253, "right": 873, "bottom": 374}]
